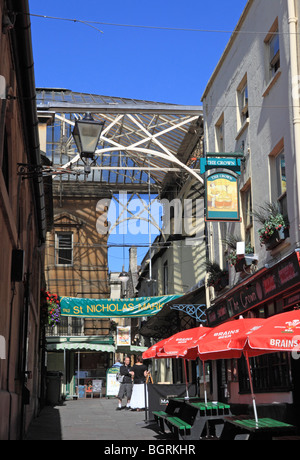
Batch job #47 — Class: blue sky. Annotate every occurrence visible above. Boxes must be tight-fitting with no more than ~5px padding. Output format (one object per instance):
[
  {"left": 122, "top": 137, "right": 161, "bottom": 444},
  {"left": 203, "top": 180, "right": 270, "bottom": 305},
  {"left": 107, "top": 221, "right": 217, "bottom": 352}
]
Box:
[
  {"left": 29, "top": 0, "right": 247, "bottom": 105},
  {"left": 29, "top": 0, "right": 247, "bottom": 272}
]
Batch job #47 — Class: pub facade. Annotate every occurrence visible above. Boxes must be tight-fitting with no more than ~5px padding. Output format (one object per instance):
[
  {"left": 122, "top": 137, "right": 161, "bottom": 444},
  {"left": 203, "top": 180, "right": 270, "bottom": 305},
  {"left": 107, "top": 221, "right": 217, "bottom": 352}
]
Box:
[{"left": 201, "top": 0, "right": 300, "bottom": 411}]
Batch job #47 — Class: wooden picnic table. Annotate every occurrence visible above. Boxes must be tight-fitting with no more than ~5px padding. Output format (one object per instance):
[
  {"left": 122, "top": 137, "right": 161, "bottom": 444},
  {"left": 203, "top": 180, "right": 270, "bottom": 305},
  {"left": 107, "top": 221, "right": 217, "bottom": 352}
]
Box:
[
  {"left": 153, "top": 398, "right": 232, "bottom": 440},
  {"left": 220, "top": 415, "right": 297, "bottom": 440}
]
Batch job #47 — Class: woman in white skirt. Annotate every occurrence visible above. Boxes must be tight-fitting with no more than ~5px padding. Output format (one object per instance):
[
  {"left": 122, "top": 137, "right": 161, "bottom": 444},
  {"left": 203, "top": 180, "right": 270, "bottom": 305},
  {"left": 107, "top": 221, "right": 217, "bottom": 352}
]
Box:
[{"left": 130, "top": 356, "right": 148, "bottom": 411}]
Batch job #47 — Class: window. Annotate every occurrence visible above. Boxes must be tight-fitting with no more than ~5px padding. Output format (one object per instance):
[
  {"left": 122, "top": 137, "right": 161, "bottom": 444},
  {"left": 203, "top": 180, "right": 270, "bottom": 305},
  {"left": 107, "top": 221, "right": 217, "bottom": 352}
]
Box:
[
  {"left": 215, "top": 114, "right": 224, "bottom": 152},
  {"left": 241, "top": 184, "right": 253, "bottom": 248},
  {"left": 238, "top": 352, "right": 291, "bottom": 393},
  {"left": 46, "top": 317, "right": 84, "bottom": 336},
  {"left": 237, "top": 75, "right": 249, "bottom": 130},
  {"left": 55, "top": 232, "right": 73, "bottom": 266},
  {"left": 163, "top": 261, "right": 168, "bottom": 295},
  {"left": 269, "top": 139, "right": 287, "bottom": 218},
  {"left": 240, "top": 84, "right": 249, "bottom": 122},
  {"left": 265, "top": 19, "right": 280, "bottom": 81},
  {"left": 276, "top": 151, "right": 287, "bottom": 216},
  {"left": 269, "top": 32, "right": 280, "bottom": 76}
]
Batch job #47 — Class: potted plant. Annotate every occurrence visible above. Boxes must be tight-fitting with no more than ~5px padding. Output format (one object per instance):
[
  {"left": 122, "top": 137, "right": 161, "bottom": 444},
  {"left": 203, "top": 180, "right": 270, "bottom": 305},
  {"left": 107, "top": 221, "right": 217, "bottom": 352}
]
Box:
[
  {"left": 223, "top": 235, "right": 257, "bottom": 273},
  {"left": 234, "top": 243, "right": 258, "bottom": 272},
  {"left": 252, "top": 202, "right": 289, "bottom": 250},
  {"left": 205, "top": 261, "right": 229, "bottom": 292}
]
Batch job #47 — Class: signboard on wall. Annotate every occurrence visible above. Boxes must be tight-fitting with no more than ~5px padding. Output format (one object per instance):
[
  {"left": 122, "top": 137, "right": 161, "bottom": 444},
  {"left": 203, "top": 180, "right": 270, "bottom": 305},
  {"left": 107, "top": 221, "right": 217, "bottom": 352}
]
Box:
[
  {"left": 205, "top": 171, "right": 240, "bottom": 222},
  {"left": 116, "top": 326, "right": 131, "bottom": 346}
]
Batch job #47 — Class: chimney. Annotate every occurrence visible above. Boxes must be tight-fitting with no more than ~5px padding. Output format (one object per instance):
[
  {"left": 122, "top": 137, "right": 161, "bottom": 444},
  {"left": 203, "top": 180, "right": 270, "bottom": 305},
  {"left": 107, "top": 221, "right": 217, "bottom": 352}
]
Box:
[{"left": 129, "top": 246, "right": 137, "bottom": 273}]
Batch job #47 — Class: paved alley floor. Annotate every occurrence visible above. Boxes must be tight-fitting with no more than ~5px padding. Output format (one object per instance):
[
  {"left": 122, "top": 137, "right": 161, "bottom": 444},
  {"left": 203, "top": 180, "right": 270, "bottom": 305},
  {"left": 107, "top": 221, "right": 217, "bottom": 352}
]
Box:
[{"left": 25, "top": 398, "right": 175, "bottom": 441}]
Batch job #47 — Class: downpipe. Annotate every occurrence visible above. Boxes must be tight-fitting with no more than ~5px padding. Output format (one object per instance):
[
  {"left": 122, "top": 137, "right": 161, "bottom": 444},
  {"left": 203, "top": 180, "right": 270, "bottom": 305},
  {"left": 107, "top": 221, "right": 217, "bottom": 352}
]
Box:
[{"left": 288, "top": 0, "right": 300, "bottom": 243}]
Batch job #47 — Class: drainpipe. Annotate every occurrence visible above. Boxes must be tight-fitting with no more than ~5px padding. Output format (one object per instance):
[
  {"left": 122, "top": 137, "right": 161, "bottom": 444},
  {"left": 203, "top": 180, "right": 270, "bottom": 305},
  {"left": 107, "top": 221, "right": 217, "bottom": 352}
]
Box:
[
  {"left": 7, "top": 0, "right": 47, "bottom": 244},
  {"left": 288, "top": 0, "right": 300, "bottom": 243}
]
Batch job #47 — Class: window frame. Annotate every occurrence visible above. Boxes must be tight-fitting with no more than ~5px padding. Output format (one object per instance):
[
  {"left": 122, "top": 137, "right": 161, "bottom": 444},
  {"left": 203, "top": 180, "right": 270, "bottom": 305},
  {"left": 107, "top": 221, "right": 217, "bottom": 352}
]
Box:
[
  {"left": 241, "top": 182, "right": 253, "bottom": 248},
  {"left": 269, "top": 139, "right": 287, "bottom": 217},
  {"left": 215, "top": 113, "right": 224, "bottom": 153},
  {"left": 236, "top": 74, "right": 249, "bottom": 132},
  {"left": 55, "top": 231, "right": 74, "bottom": 267},
  {"left": 264, "top": 18, "right": 280, "bottom": 82},
  {"left": 163, "top": 261, "right": 168, "bottom": 295}
]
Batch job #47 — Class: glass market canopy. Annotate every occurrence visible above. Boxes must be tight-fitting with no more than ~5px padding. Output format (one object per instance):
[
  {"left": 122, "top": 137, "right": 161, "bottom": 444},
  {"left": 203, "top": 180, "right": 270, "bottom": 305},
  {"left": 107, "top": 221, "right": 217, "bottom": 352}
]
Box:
[{"left": 36, "top": 88, "right": 203, "bottom": 192}]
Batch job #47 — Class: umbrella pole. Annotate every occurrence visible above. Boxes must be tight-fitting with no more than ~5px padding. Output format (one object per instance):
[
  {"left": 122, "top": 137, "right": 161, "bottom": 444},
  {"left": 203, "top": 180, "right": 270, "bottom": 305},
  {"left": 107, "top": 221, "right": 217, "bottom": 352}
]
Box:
[
  {"left": 202, "top": 360, "right": 207, "bottom": 404},
  {"left": 183, "top": 359, "right": 189, "bottom": 400},
  {"left": 245, "top": 352, "right": 258, "bottom": 425}
]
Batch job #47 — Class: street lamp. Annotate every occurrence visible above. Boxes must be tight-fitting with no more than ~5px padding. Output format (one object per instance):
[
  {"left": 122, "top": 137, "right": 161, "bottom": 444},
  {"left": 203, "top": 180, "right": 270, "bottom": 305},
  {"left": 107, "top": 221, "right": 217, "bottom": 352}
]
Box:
[{"left": 72, "top": 112, "right": 105, "bottom": 160}]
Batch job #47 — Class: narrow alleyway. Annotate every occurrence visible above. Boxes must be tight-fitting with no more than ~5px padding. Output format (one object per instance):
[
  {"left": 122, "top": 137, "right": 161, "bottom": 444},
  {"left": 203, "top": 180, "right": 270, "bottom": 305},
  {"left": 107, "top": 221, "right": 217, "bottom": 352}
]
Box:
[{"left": 25, "top": 398, "right": 175, "bottom": 441}]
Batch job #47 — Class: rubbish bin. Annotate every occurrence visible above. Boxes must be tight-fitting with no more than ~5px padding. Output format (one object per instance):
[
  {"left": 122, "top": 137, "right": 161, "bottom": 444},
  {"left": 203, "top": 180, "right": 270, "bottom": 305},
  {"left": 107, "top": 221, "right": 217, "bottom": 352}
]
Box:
[{"left": 46, "top": 371, "right": 63, "bottom": 405}]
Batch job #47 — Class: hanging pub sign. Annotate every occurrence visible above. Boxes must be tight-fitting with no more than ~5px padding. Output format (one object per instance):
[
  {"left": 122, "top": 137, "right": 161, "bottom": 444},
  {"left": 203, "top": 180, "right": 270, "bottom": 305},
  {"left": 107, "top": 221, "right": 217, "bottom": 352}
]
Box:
[
  {"left": 60, "top": 294, "right": 181, "bottom": 318},
  {"left": 200, "top": 157, "right": 241, "bottom": 175},
  {"left": 205, "top": 170, "right": 241, "bottom": 222}
]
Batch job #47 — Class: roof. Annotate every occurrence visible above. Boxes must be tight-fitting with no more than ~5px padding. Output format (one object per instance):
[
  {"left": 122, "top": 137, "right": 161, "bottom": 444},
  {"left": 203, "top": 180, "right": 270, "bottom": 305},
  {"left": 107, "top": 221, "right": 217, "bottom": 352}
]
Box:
[
  {"left": 201, "top": 0, "right": 253, "bottom": 101},
  {"left": 36, "top": 88, "right": 203, "bottom": 192}
]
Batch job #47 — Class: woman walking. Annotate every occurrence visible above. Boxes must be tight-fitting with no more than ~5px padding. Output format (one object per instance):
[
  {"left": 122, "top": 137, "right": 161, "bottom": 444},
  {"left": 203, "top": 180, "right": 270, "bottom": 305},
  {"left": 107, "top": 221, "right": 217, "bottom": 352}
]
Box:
[{"left": 129, "top": 356, "right": 149, "bottom": 411}]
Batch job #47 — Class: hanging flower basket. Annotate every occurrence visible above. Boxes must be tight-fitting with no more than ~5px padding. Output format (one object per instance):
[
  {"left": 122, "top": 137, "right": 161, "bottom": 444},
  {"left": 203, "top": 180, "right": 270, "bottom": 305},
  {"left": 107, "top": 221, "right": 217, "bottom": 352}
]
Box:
[
  {"left": 226, "top": 243, "right": 256, "bottom": 272},
  {"left": 206, "top": 261, "right": 229, "bottom": 292},
  {"left": 41, "top": 290, "right": 61, "bottom": 328},
  {"left": 258, "top": 217, "right": 289, "bottom": 250},
  {"left": 234, "top": 253, "right": 258, "bottom": 273},
  {"left": 252, "top": 202, "right": 289, "bottom": 251}
]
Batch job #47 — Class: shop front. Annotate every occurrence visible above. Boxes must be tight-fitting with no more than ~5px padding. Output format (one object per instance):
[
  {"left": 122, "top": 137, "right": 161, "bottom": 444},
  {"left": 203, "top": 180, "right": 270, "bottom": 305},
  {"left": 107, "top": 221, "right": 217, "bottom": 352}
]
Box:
[
  {"left": 206, "top": 249, "right": 300, "bottom": 409},
  {"left": 46, "top": 337, "right": 115, "bottom": 398}
]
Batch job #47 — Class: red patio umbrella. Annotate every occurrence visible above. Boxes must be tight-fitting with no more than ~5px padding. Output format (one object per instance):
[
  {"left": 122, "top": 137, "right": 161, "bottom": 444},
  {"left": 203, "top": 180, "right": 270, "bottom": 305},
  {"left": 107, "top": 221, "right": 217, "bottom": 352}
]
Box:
[
  {"left": 197, "top": 317, "right": 266, "bottom": 361},
  {"left": 195, "top": 317, "right": 267, "bottom": 424},
  {"left": 244, "top": 309, "right": 300, "bottom": 355},
  {"left": 142, "top": 337, "right": 171, "bottom": 359},
  {"left": 143, "top": 326, "right": 211, "bottom": 400},
  {"left": 158, "top": 326, "right": 211, "bottom": 359},
  {"left": 158, "top": 326, "right": 211, "bottom": 401}
]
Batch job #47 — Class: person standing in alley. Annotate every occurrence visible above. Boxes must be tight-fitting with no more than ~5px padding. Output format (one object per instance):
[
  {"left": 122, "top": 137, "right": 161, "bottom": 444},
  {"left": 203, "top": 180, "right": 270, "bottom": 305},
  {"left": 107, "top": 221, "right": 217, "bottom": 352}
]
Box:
[
  {"left": 129, "top": 355, "right": 149, "bottom": 411},
  {"left": 116, "top": 356, "right": 133, "bottom": 410}
]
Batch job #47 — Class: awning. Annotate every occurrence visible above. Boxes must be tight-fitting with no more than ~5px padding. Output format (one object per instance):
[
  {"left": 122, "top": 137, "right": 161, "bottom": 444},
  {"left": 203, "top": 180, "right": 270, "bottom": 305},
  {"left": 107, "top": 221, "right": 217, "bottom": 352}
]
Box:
[
  {"left": 47, "top": 342, "right": 115, "bottom": 352},
  {"left": 139, "top": 285, "right": 206, "bottom": 339},
  {"left": 115, "top": 345, "right": 148, "bottom": 354},
  {"left": 46, "top": 336, "right": 115, "bottom": 353}
]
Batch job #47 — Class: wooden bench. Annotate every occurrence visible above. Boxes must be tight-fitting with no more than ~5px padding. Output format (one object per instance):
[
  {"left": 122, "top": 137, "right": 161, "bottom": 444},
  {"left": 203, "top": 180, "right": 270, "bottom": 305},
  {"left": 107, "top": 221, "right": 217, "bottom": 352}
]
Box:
[
  {"left": 165, "top": 416, "right": 192, "bottom": 433},
  {"left": 152, "top": 399, "right": 184, "bottom": 433},
  {"left": 160, "top": 402, "right": 197, "bottom": 438},
  {"left": 220, "top": 416, "right": 297, "bottom": 440},
  {"left": 185, "top": 401, "right": 232, "bottom": 439}
]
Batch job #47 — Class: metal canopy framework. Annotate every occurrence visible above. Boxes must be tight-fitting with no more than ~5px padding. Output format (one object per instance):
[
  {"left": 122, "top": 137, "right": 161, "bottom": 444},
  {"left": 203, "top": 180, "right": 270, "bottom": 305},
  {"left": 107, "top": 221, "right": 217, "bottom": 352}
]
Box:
[{"left": 36, "top": 88, "right": 203, "bottom": 192}]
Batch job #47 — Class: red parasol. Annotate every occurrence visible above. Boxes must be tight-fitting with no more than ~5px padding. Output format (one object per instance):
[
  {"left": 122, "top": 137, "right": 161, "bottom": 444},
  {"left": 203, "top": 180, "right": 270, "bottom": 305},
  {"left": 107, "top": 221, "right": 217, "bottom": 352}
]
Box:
[
  {"left": 143, "top": 326, "right": 211, "bottom": 400},
  {"left": 158, "top": 326, "right": 211, "bottom": 359},
  {"left": 197, "top": 317, "right": 266, "bottom": 361},
  {"left": 195, "top": 317, "right": 266, "bottom": 424},
  {"left": 244, "top": 309, "right": 300, "bottom": 355},
  {"left": 142, "top": 337, "right": 171, "bottom": 359},
  {"left": 158, "top": 326, "right": 211, "bottom": 401}
]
